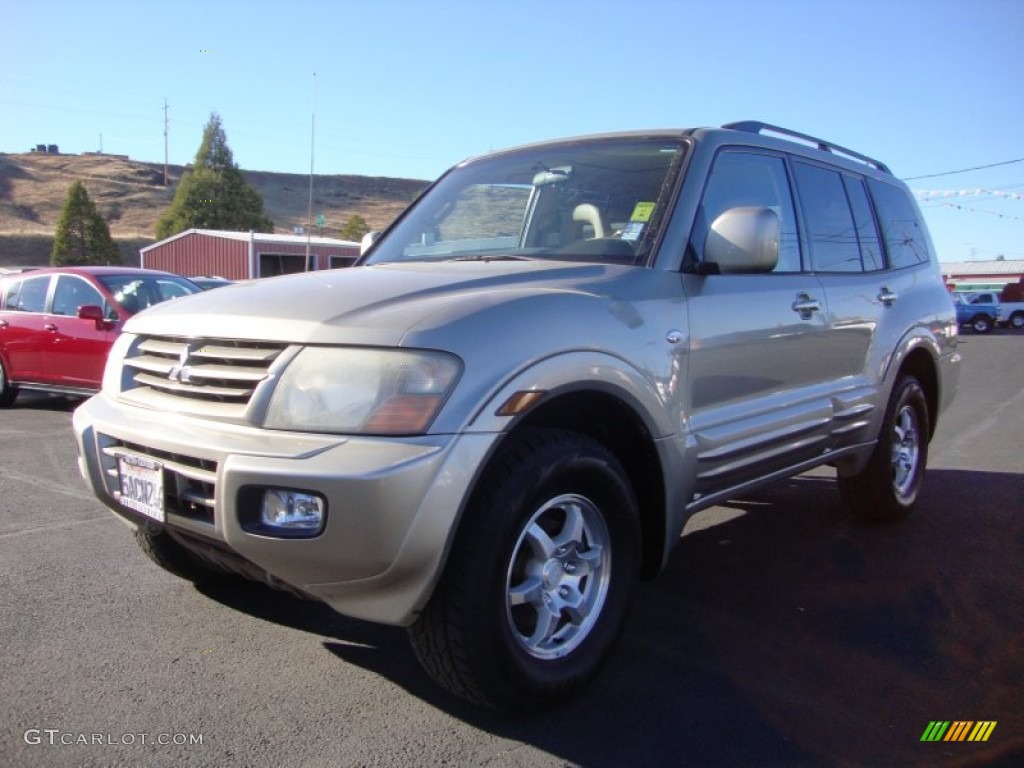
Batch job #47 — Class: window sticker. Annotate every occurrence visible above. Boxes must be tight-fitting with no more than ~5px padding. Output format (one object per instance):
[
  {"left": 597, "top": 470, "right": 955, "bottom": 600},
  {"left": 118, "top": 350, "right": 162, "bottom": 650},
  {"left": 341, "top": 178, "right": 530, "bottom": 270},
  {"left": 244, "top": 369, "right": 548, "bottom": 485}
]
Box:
[
  {"left": 620, "top": 221, "right": 645, "bottom": 241},
  {"left": 630, "top": 202, "right": 655, "bottom": 222}
]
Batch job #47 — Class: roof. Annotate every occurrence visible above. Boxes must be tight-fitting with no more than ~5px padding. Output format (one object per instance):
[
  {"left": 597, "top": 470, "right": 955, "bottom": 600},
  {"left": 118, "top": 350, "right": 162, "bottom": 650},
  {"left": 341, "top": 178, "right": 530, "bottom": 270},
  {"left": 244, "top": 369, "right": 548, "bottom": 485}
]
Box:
[
  {"left": 939, "top": 260, "right": 1024, "bottom": 277},
  {"left": 141, "top": 228, "right": 361, "bottom": 253},
  {"left": 1, "top": 266, "right": 179, "bottom": 277},
  {"left": 457, "top": 122, "right": 895, "bottom": 179}
]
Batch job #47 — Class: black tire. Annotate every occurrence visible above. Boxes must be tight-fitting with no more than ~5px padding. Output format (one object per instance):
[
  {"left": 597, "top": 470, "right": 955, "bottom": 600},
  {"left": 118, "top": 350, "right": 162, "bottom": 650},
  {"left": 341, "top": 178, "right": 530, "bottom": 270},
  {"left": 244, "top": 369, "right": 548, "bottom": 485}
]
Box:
[
  {"left": 134, "top": 527, "right": 231, "bottom": 584},
  {"left": 1009, "top": 311, "right": 1024, "bottom": 330},
  {"left": 0, "top": 358, "right": 19, "bottom": 407},
  {"left": 409, "top": 428, "right": 640, "bottom": 712},
  {"left": 838, "top": 375, "right": 929, "bottom": 522},
  {"left": 970, "top": 314, "right": 992, "bottom": 333}
]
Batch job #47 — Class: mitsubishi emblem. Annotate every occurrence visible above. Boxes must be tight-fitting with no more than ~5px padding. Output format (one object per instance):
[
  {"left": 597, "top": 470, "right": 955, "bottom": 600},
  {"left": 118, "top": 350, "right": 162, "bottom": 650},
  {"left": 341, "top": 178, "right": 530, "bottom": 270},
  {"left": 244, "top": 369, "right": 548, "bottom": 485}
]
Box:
[{"left": 168, "top": 345, "right": 194, "bottom": 384}]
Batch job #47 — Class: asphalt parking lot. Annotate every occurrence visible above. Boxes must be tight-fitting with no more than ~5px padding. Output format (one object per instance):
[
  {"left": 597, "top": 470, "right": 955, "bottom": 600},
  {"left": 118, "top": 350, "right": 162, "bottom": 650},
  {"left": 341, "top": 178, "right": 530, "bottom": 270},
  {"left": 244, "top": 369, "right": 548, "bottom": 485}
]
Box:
[{"left": 2, "top": 332, "right": 1022, "bottom": 767}]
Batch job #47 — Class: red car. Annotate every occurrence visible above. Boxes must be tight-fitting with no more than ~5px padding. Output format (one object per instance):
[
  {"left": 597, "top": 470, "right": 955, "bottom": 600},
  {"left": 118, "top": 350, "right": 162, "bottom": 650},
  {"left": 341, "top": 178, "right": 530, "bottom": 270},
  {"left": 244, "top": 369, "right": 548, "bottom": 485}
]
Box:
[{"left": 0, "top": 266, "right": 200, "bottom": 406}]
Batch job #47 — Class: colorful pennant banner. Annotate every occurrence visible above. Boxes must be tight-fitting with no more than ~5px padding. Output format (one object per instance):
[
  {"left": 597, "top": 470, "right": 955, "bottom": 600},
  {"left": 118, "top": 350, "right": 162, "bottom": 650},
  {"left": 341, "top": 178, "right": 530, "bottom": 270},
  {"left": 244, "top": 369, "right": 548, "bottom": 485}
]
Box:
[{"left": 915, "top": 189, "right": 1024, "bottom": 201}]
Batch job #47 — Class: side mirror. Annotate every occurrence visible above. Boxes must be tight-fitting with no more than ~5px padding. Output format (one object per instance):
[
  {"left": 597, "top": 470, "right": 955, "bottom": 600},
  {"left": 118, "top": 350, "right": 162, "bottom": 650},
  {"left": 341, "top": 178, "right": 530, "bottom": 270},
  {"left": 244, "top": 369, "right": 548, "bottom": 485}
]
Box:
[
  {"left": 77, "top": 304, "right": 115, "bottom": 330},
  {"left": 704, "top": 206, "right": 779, "bottom": 274},
  {"left": 360, "top": 231, "right": 380, "bottom": 256}
]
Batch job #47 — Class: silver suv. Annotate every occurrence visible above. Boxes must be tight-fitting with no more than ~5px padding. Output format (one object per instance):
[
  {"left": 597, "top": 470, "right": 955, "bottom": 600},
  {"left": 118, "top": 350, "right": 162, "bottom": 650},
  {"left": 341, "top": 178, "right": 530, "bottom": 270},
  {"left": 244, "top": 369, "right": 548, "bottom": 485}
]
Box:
[{"left": 74, "top": 122, "right": 960, "bottom": 711}]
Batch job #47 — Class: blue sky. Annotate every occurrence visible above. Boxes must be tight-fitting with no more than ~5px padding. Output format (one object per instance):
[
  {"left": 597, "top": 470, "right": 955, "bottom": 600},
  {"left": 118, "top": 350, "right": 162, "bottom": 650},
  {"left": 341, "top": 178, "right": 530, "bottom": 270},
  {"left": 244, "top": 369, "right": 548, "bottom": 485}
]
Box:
[{"left": 3, "top": 0, "right": 1022, "bottom": 262}]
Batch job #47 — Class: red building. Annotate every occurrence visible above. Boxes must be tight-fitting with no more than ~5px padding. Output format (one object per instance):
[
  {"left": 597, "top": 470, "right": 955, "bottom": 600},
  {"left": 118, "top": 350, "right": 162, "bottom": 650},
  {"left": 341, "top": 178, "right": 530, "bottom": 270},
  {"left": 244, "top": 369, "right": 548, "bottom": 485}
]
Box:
[
  {"left": 140, "top": 229, "right": 361, "bottom": 280},
  {"left": 940, "top": 259, "right": 1024, "bottom": 292}
]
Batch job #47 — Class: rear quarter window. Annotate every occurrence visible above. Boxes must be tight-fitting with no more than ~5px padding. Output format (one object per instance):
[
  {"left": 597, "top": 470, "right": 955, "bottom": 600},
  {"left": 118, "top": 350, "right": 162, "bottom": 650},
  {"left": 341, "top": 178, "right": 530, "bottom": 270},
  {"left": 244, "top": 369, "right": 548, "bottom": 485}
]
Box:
[{"left": 868, "top": 178, "right": 931, "bottom": 269}]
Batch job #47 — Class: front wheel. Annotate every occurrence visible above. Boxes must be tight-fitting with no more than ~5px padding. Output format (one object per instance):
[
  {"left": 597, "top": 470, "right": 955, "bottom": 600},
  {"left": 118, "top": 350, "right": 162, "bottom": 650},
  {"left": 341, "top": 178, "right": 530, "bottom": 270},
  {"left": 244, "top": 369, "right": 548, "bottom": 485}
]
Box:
[
  {"left": 971, "top": 314, "right": 993, "bottom": 333},
  {"left": 409, "top": 429, "right": 640, "bottom": 711},
  {"left": 838, "top": 375, "right": 929, "bottom": 522},
  {"left": 135, "top": 527, "right": 232, "bottom": 584}
]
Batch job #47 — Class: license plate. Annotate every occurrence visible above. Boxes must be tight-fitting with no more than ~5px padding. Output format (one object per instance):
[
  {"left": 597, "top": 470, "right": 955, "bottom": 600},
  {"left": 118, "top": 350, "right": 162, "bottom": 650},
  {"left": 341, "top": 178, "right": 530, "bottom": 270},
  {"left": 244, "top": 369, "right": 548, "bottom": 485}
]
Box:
[{"left": 117, "top": 455, "right": 165, "bottom": 522}]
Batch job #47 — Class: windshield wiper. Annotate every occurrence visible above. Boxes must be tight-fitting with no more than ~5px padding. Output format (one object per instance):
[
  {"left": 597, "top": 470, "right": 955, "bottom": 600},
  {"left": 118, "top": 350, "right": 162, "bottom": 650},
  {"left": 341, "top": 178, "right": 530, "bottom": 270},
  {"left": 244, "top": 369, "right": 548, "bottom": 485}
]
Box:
[{"left": 449, "top": 253, "right": 531, "bottom": 262}]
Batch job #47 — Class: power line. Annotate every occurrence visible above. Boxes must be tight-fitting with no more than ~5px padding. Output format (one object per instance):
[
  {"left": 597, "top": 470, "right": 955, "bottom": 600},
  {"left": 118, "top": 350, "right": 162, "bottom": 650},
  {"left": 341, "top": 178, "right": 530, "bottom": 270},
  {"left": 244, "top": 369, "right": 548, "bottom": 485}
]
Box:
[
  {"left": 903, "top": 157, "right": 1024, "bottom": 181},
  {"left": 931, "top": 202, "right": 1024, "bottom": 222}
]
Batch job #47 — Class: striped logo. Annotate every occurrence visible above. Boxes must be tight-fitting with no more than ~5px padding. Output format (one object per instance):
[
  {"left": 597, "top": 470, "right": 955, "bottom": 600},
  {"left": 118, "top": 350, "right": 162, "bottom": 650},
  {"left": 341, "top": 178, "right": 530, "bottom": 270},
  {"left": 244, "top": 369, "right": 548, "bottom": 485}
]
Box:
[{"left": 921, "top": 721, "right": 997, "bottom": 742}]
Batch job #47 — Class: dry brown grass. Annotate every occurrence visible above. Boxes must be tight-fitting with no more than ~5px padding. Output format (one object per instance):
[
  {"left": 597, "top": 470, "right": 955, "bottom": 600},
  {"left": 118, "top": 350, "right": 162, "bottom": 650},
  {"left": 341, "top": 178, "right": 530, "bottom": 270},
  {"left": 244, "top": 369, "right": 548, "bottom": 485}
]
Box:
[{"left": 0, "top": 151, "right": 427, "bottom": 266}]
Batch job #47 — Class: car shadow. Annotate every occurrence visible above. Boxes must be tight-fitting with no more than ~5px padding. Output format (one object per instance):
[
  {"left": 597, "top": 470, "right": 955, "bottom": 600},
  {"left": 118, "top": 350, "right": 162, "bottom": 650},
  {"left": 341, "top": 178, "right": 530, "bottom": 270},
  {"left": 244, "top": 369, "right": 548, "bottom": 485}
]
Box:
[
  {"left": 195, "top": 468, "right": 1024, "bottom": 767},
  {"left": 9, "top": 391, "right": 85, "bottom": 411}
]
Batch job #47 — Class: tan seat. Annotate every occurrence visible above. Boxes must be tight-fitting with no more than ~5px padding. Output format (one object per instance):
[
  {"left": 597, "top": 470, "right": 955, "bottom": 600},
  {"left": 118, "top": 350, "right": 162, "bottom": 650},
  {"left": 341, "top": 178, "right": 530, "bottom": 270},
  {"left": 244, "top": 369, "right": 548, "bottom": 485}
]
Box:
[{"left": 572, "top": 203, "right": 607, "bottom": 239}]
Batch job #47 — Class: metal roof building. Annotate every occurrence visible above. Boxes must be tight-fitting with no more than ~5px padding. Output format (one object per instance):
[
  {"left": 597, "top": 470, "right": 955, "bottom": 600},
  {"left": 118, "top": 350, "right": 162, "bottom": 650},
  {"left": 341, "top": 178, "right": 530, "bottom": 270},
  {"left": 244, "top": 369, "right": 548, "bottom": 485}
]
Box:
[
  {"left": 940, "top": 259, "right": 1024, "bottom": 291},
  {"left": 140, "top": 229, "right": 361, "bottom": 280}
]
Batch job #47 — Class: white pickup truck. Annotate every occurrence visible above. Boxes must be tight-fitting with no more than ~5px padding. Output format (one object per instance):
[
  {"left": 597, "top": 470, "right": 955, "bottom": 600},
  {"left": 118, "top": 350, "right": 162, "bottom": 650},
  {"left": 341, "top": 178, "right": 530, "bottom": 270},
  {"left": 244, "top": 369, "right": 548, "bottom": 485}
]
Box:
[{"left": 956, "top": 289, "right": 1024, "bottom": 330}]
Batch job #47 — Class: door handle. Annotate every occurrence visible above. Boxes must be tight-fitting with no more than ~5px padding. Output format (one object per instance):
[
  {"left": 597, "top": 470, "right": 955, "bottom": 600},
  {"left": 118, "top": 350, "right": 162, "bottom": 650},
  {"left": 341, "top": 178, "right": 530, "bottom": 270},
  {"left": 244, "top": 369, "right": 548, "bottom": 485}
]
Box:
[
  {"left": 878, "top": 287, "right": 898, "bottom": 307},
  {"left": 44, "top": 323, "right": 58, "bottom": 331},
  {"left": 791, "top": 293, "right": 822, "bottom": 319}
]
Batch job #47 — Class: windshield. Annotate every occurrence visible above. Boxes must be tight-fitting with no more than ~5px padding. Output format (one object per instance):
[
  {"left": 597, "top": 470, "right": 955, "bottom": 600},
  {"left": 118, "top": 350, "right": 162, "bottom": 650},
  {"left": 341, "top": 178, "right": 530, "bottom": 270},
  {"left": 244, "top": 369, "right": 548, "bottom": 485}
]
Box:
[
  {"left": 98, "top": 273, "right": 200, "bottom": 315},
  {"left": 364, "top": 136, "right": 687, "bottom": 267}
]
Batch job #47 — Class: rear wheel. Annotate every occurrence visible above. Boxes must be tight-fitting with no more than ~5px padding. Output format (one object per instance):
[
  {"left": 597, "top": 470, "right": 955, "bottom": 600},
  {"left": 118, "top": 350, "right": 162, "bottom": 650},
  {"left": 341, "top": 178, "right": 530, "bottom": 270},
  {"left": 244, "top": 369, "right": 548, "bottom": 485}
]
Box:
[
  {"left": 1009, "top": 311, "right": 1024, "bottom": 330},
  {"left": 409, "top": 429, "right": 640, "bottom": 711},
  {"left": 0, "top": 358, "right": 19, "bottom": 407},
  {"left": 839, "top": 375, "right": 929, "bottom": 522}
]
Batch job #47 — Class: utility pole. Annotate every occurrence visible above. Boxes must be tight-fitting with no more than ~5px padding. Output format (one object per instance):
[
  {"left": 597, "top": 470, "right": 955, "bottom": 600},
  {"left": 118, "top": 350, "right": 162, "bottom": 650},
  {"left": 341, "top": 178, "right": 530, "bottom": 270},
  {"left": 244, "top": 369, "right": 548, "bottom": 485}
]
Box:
[
  {"left": 163, "top": 98, "right": 169, "bottom": 187},
  {"left": 305, "top": 73, "right": 316, "bottom": 271}
]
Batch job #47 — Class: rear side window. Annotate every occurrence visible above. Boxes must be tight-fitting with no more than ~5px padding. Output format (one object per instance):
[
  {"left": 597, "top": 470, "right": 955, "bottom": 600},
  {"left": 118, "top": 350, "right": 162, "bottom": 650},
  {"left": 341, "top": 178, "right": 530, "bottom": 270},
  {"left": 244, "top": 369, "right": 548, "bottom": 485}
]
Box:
[
  {"left": 1, "top": 280, "right": 15, "bottom": 310},
  {"left": 842, "top": 176, "right": 885, "bottom": 271},
  {"left": 868, "top": 178, "right": 930, "bottom": 268},
  {"left": 6, "top": 275, "right": 50, "bottom": 313},
  {"left": 793, "top": 162, "right": 862, "bottom": 272}
]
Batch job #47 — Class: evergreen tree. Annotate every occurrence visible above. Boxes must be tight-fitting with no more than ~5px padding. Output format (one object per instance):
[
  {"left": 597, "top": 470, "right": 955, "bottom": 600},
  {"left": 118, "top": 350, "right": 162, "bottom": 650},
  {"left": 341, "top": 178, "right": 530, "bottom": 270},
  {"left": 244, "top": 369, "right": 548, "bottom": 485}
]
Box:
[
  {"left": 51, "top": 181, "right": 121, "bottom": 266},
  {"left": 339, "top": 214, "right": 370, "bottom": 241},
  {"left": 156, "top": 112, "right": 273, "bottom": 239}
]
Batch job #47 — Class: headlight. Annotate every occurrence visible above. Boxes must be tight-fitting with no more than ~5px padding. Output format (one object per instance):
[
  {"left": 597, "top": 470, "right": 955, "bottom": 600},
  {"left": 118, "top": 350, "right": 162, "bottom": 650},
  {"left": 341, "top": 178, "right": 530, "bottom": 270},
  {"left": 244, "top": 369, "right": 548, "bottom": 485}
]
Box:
[{"left": 264, "top": 347, "right": 461, "bottom": 435}]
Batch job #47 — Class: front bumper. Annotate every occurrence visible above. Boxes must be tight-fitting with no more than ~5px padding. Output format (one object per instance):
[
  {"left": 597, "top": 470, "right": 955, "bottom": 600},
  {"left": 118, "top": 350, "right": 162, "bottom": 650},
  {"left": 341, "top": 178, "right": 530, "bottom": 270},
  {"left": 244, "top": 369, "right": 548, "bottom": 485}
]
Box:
[{"left": 73, "top": 393, "right": 499, "bottom": 626}]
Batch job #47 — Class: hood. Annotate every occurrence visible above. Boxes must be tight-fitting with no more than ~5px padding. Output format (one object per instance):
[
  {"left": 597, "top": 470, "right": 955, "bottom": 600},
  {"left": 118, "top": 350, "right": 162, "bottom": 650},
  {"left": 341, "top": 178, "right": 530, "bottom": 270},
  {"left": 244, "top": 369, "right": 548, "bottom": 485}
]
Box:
[{"left": 125, "top": 261, "right": 626, "bottom": 346}]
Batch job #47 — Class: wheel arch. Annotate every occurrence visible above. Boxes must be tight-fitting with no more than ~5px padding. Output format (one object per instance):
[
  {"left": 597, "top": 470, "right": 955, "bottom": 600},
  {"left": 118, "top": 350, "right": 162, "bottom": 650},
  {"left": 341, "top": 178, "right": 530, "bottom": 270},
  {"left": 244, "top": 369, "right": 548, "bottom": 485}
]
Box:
[
  {"left": 893, "top": 344, "right": 940, "bottom": 442},
  {"left": 501, "top": 389, "right": 667, "bottom": 580}
]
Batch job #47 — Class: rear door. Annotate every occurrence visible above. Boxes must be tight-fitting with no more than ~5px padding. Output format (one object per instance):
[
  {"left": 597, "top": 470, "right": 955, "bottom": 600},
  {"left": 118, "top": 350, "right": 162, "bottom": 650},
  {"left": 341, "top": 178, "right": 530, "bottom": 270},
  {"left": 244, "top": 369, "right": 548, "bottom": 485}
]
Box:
[
  {"left": 795, "top": 165, "right": 941, "bottom": 452},
  {"left": 0, "top": 274, "right": 52, "bottom": 383},
  {"left": 789, "top": 163, "right": 891, "bottom": 448}
]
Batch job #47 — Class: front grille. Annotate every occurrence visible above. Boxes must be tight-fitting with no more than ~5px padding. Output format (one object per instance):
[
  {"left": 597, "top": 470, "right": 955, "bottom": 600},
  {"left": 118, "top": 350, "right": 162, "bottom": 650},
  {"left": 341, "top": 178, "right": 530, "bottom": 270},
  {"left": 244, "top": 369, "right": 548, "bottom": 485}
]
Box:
[
  {"left": 98, "top": 434, "right": 218, "bottom": 525},
  {"left": 123, "top": 336, "right": 287, "bottom": 413}
]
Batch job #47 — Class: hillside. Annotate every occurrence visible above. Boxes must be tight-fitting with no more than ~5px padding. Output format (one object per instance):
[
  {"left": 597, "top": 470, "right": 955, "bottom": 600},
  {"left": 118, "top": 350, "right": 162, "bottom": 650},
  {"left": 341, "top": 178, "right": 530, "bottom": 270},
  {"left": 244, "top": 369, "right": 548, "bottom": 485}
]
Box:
[{"left": 0, "top": 151, "right": 429, "bottom": 267}]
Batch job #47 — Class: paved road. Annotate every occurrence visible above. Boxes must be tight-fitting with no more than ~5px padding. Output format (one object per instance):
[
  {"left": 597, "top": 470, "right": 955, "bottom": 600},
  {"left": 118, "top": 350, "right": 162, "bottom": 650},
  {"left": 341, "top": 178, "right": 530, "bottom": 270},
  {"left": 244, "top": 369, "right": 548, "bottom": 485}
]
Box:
[{"left": 2, "top": 333, "right": 1022, "bottom": 767}]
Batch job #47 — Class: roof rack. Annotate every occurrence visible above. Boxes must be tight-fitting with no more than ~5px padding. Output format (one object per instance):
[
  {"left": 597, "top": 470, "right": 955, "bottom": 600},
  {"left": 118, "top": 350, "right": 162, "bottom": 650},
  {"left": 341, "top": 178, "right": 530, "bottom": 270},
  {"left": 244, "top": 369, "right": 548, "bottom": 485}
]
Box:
[{"left": 723, "top": 121, "right": 891, "bottom": 174}]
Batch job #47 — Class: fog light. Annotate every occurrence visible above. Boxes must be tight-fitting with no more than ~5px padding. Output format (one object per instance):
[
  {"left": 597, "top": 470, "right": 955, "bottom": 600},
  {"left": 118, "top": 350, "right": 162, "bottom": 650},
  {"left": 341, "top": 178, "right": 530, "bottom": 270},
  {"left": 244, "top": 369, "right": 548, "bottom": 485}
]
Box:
[{"left": 260, "top": 489, "right": 325, "bottom": 534}]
